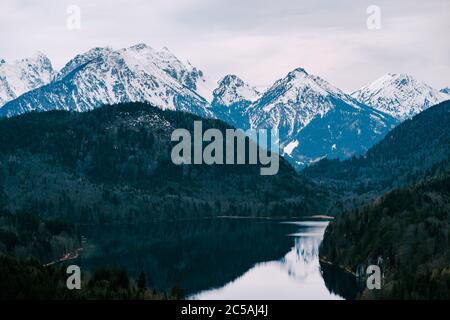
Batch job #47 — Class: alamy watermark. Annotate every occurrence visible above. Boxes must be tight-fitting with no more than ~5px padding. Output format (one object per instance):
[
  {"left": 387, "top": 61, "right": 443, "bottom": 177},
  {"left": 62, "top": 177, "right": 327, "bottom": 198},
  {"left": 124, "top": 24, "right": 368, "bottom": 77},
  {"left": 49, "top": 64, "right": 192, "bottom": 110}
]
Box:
[
  {"left": 357, "top": 264, "right": 383, "bottom": 290},
  {"left": 66, "top": 265, "right": 81, "bottom": 290},
  {"left": 66, "top": 5, "right": 81, "bottom": 30},
  {"left": 366, "top": 5, "right": 381, "bottom": 30},
  {"left": 170, "top": 121, "right": 280, "bottom": 175}
]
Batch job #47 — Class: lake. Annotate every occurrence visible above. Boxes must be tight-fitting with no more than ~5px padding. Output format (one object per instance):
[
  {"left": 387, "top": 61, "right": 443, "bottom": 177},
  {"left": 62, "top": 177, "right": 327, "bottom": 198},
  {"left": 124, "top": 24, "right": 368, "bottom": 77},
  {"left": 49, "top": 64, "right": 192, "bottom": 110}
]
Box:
[{"left": 79, "top": 218, "right": 359, "bottom": 299}]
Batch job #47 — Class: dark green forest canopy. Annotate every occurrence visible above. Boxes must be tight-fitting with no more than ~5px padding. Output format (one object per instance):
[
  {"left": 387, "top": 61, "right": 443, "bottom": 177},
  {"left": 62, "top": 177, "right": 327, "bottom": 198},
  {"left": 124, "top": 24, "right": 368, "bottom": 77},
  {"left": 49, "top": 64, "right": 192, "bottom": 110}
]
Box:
[
  {"left": 0, "top": 102, "right": 333, "bottom": 222},
  {"left": 313, "top": 100, "right": 450, "bottom": 299},
  {"left": 320, "top": 174, "right": 450, "bottom": 299}
]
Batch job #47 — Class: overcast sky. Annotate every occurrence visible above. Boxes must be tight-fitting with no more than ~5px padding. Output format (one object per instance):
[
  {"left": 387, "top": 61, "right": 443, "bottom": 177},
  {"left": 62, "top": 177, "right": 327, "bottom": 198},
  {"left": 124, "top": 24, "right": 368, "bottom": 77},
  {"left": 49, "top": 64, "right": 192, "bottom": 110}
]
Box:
[{"left": 1, "top": 0, "right": 449, "bottom": 92}]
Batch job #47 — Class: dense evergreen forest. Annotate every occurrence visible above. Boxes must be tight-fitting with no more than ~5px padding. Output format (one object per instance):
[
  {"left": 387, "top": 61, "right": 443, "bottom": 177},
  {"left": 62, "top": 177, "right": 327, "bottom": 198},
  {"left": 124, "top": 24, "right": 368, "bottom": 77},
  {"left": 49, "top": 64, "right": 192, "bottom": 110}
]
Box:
[
  {"left": 0, "top": 253, "right": 181, "bottom": 299},
  {"left": 320, "top": 174, "right": 450, "bottom": 299},
  {"left": 0, "top": 102, "right": 333, "bottom": 224},
  {"left": 317, "top": 101, "right": 450, "bottom": 299},
  {"left": 0, "top": 209, "right": 79, "bottom": 264},
  {"left": 0, "top": 207, "right": 181, "bottom": 299}
]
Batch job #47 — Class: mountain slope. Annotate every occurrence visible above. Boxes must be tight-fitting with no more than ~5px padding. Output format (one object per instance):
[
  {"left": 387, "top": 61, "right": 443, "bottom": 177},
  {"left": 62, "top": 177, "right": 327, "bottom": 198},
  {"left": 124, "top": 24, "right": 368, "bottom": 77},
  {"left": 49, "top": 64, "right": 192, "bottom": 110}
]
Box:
[
  {"left": 440, "top": 87, "right": 450, "bottom": 95},
  {"left": 0, "top": 52, "right": 54, "bottom": 107},
  {"left": 246, "top": 68, "right": 398, "bottom": 168},
  {"left": 303, "top": 100, "right": 450, "bottom": 197},
  {"left": 0, "top": 102, "right": 333, "bottom": 222},
  {"left": 0, "top": 44, "right": 212, "bottom": 118},
  {"left": 210, "top": 74, "right": 260, "bottom": 128},
  {"left": 320, "top": 174, "right": 450, "bottom": 299},
  {"left": 352, "top": 73, "right": 449, "bottom": 121}
]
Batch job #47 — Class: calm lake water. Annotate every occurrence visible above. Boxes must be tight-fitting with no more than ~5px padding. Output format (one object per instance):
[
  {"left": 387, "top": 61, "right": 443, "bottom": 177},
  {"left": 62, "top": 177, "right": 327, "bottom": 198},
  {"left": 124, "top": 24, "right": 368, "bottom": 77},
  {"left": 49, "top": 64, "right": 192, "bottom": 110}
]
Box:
[{"left": 80, "top": 218, "right": 358, "bottom": 300}]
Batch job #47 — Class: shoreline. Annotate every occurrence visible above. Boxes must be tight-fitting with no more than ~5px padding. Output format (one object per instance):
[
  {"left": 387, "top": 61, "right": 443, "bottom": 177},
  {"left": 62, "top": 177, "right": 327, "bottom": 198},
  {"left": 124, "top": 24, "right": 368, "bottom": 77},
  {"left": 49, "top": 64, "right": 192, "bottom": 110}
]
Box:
[{"left": 319, "top": 257, "right": 356, "bottom": 276}]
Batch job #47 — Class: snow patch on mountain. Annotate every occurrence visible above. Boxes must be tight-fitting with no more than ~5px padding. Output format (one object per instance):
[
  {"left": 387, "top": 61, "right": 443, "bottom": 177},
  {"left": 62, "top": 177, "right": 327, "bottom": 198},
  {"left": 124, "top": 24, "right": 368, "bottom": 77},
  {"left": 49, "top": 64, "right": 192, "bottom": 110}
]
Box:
[{"left": 283, "top": 140, "right": 299, "bottom": 156}]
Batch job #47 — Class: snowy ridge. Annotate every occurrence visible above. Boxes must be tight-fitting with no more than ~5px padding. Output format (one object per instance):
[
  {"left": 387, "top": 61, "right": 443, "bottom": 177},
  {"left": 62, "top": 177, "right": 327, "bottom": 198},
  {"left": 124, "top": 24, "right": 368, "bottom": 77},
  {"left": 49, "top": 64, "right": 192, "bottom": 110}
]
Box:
[
  {"left": 1, "top": 45, "right": 444, "bottom": 170},
  {"left": 244, "top": 67, "right": 397, "bottom": 168},
  {"left": 213, "top": 75, "right": 260, "bottom": 106},
  {"left": 247, "top": 68, "right": 361, "bottom": 134},
  {"left": 247, "top": 67, "right": 364, "bottom": 137},
  {"left": 55, "top": 47, "right": 113, "bottom": 81},
  {"left": 0, "top": 44, "right": 212, "bottom": 118},
  {"left": 440, "top": 87, "right": 450, "bottom": 95},
  {"left": 210, "top": 74, "right": 260, "bottom": 128},
  {"left": 0, "top": 52, "right": 54, "bottom": 107},
  {"left": 351, "top": 73, "right": 449, "bottom": 121}
]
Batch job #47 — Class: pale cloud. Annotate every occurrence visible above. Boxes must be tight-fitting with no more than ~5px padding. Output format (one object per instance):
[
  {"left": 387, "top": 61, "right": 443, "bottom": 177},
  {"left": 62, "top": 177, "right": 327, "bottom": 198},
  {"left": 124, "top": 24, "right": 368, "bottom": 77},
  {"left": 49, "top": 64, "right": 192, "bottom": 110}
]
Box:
[{"left": 1, "top": 0, "right": 449, "bottom": 91}]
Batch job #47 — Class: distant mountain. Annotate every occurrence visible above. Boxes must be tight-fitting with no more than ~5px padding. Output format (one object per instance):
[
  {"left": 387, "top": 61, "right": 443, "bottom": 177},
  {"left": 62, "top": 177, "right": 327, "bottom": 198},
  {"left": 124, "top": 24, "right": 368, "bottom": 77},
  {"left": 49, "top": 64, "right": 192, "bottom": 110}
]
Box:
[
  {"left": 0, "top": 44, "right": 213, "bottom": 118},
  {"left": 245, "top": 68, "right": 398, "bottom": 168},
  {"left": 303, "top": 100, "right": 450, "bottom": 198},
  {"left": 0, "top": 102, "right": 333, "bottom": 223},
  {"left": 352, "top": 73, "right": 449, "bottom": 121},
  {"left": 0, "top": 52, "right": 54, "bottom": 107},
  {"left": 210, "top": 74, "right": 260, "bottom": 128},
  {"left": 440, "top": 87, "right": 450, "bottom": 95}
]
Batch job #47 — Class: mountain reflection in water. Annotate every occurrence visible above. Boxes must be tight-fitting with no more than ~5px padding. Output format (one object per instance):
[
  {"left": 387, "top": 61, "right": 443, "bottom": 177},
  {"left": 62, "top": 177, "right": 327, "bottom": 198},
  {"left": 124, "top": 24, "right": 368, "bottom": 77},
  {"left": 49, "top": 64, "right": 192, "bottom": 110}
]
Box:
[
  {"left": 80, "top": 218, "right": 358, "bottom": 300},
  {"left": 190, "top": 220, "right": 357, "bottom": 300}
]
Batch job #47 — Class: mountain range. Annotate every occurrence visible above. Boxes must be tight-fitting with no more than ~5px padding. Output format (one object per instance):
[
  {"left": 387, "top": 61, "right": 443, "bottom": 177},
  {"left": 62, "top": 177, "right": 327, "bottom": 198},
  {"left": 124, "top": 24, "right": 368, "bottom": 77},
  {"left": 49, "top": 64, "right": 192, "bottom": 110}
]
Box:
[
  {"left": 1, "top": 44, "right": 448, "bottom": 169},
  {"left": 0, "top": 44, "right": 213, "bottom": 118}
]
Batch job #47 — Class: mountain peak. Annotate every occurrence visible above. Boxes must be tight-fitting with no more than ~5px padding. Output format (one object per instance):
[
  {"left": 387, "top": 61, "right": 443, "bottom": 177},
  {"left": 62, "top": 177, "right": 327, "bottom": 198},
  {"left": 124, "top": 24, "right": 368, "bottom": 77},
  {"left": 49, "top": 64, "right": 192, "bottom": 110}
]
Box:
[
  {"left": 289, "top": 67, "right": 309, "bottom": 77},
  {"left": 218, "top": 74, "right": 245, "bottom": 86},
  {"left": 210, "top": 74, "right": 260, "bottom": 128},
  {"left": 30, "top": 51, "right": 48, "bottom": 59},
  {"left": 213, "top": 74, "right": 259, "bottom": 105},
  {"left": 161, "top": 46, "right": 171, "bottom": 53},
  {"left": 55, "top": 46, "right": 113, "bottom": 80},
  {"left": 129, "top": 43, "right": 151, "bottom": 51},
  {"left": 267, "top": 67, "right": 353, "bottom": 106},
  {"left": 352, "top": 73, "right": 448, "bottom": 121},
  {"left": 0, "top": 52, "right": 54, "bottom": 107},
  {"left": 247, "top": 68, "right": 396, "bottom": 168}
]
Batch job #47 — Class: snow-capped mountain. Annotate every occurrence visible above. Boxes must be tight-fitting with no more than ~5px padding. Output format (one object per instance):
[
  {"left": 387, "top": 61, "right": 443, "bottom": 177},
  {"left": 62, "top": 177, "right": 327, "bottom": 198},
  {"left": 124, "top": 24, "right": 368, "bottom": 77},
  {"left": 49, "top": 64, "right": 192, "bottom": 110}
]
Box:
[
  {"left": 245, "top": 68, "right": 398, "bottom": 167},
  {"left": 0, "top": 44, "right": 213, "bottom": 118},
  {"left": 440, "top": 87, "right": 450, "bottom": 95},
  {"left": 351, "top": 73, "right": 448, "bottom": 121},
  {"left": 210, "top": 74, "right": 260, "bottom": 128},
  {"left": 1, "top": 46, "right": 432, "bottom": 170},
  {"left": 0, "top": 52, "right": 54, "bottom": 107},
  {"left": 54, "top": 47, "right": 113, "bottom": 81}
]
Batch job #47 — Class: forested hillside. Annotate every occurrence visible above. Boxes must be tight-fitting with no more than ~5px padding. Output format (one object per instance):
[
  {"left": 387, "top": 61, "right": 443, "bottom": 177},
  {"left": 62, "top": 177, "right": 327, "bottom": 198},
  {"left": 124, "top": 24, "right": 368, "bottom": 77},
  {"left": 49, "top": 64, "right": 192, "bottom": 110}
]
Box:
[
  {"left": 0, "top": 102, "right": 332, "bottom": 223},
  {"left": 320, "top": 174, "right": 450, "bottom": 299}
]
